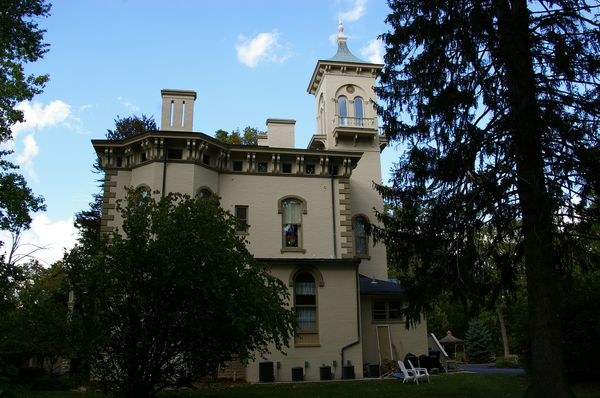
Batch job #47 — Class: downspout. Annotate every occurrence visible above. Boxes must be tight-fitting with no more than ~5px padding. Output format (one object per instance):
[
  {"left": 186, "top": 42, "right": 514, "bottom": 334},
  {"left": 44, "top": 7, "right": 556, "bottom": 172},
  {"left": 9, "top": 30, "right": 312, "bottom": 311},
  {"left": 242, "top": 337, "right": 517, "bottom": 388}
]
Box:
[
  {"left": 161, "top": 139, "right": 167, "bottom": 198},
  {"left": 341, "top": 262, "right": 361, "bottom": 371},
  {"left": 330, "top": 174, "right": 337, "bottom": 258}
]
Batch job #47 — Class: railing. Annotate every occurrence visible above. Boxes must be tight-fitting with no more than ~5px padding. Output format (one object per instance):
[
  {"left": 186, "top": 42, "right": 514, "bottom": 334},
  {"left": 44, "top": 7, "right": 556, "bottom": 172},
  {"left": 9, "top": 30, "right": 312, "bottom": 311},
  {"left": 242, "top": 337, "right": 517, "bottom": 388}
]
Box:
[{"left": 335, "top": 116, "right": 375, "bottom": 128}]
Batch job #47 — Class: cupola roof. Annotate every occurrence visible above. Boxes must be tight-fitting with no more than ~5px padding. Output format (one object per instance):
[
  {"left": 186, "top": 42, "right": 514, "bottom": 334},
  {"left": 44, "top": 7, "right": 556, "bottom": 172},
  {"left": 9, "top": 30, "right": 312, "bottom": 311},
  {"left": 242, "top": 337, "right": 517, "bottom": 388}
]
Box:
[{"left": 328, "top": 21, "right": 368, "bottom": 64}]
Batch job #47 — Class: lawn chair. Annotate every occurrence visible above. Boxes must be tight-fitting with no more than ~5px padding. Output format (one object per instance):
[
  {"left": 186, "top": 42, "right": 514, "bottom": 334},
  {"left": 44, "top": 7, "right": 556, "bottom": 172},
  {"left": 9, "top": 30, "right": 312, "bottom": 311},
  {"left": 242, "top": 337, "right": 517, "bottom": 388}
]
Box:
[
  {"left": 397, "top": 360, "right": 418, "bottom": 384},
  {"left": 408, "top": 359, "right": 431, "bottom": 384}
]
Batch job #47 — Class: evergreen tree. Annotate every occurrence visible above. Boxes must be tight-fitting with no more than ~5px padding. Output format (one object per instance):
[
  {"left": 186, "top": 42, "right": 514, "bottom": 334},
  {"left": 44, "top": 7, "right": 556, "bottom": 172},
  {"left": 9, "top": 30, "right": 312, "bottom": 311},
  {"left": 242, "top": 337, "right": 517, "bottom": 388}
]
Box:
[
  {"left": 376, "top": 1, "right": 598, "bottom": 396},
  {"left": 465, "top": 319, "right": 493, "bottom": 364}
]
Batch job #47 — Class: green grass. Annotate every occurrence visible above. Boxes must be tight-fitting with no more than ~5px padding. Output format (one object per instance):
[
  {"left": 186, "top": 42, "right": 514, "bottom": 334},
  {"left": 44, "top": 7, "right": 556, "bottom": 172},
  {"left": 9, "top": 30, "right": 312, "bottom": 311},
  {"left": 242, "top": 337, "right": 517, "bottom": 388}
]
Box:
[{"left": 11, "top": 374, "right": 600, "bottom": 398}]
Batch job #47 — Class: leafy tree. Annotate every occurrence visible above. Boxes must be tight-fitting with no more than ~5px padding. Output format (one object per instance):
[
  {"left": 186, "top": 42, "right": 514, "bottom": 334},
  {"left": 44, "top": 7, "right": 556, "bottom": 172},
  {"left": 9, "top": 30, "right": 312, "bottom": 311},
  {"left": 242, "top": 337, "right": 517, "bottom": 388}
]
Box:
[
  {"left": 0, "top": 261, "right": 70, "bottom": 373},
  {"left": 465, "top": 319, "right": 493, "bottom": 364},
  {"left": 0, "top": 0, "right": 51, "bottom": 142},
  {"left": 74, "top": 115, "right": 157, "bottom": 244},
  {"left": 214, "top": 126, "right": 260, "bottom": 145},
  {"left": 376, "top": 1, "right": 598, "bottom": 396},
  {"left": 106, "top": 114, "right": 157, "bottom": 141},
  {"left": 66, "top": 190, "right": 294, "bottom": 398}
]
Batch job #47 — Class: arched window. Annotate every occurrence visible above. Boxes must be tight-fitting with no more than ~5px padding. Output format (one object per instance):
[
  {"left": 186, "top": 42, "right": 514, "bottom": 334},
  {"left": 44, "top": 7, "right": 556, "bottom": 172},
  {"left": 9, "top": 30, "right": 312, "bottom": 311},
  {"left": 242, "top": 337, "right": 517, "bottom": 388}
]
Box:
[
  {"left": 294, "top": 272, "right": 317, "bottom": 332},
  {"left": 196, "top": 188, "right": 213, "bottom": 199},
  {"left": 354, "top": 97, "right": 364, "bottom": 126},
  {"left": 354, "top": 215, "right": 369, "bottom": 257},
  {"left": 338, "top": 95, "right": 348, "bottom": 126},
  {"left": 282, "top": 198, "right": 302, "bottom": 248}
]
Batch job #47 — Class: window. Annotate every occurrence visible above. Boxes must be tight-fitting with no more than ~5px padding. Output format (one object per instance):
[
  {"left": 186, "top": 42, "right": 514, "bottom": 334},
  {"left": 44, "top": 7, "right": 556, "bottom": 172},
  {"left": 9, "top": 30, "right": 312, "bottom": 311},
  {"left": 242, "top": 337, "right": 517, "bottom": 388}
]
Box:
[
  {"left": 233, "top": 160, "right": 243, "bottom": 171},
  {"left": 294, "top": 272, "right": 317, "bottom": 332},
  {"left": 282, "top": 163, "right": 292, "bottom": 173},
  {"left": 338, "top": 95, "right": 348, "bottom": 125},
  {"left": 373, "top": 300, "right": 403, "bottom": 322},
  {"left": 258, "top": 162, "right": 268, "bottom": 173},
  {"left": 354, "top": 97, "right": 364, "bottom": 126},
  {"left": 167, "top": 148, "right": 182, "bottom": 159},
  {"left": 305, "top": 164, "right": 315, "bottom": 175},
  {"left": 235, "top": 205, "right": 248, "bottom": 234},
  {"left": 196, "top": 188, "right": 213, "bottom": 199},
  {"left": 141, "top": 152, "right": 147, "bottom": 162},
  {"left": 353, "top": 215, "right": 369, "bottom": 257},
  {"left": 117, "top": 157, "right": 123, "bottom": 167},
  {"left": 281, "top": 198, "right": 304, "bottom": 250},
  {"left": 202, "top": 154, "right": 210, "bottom": 165}
]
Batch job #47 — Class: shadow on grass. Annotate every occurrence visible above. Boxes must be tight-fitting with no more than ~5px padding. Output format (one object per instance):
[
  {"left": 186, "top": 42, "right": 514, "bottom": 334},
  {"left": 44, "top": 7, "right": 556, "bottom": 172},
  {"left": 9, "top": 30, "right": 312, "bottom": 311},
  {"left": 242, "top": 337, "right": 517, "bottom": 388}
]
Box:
[{"left": 12, "top": 374, "right": 600, "bottom": 398}]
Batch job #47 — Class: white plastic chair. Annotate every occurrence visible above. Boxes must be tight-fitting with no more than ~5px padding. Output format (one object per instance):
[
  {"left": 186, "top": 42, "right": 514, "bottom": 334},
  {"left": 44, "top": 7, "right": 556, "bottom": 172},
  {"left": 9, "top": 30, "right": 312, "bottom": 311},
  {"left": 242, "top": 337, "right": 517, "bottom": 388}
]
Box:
[
  {"left": 397, "top": 360, "right": 417, "bottom": 384},
  {"left": 408, "top": 359, "right": 431, "bottom": 383}
]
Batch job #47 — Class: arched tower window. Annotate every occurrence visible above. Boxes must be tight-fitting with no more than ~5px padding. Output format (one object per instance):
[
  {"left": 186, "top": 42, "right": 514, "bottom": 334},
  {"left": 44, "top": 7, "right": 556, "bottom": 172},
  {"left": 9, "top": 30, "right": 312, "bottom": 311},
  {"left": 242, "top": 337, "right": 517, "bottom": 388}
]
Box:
[
  {"left": 294, "top": 272, "right": 317, "bottom": 332},
  {"left": 338, "top": 95, "right": 348, "bottom": 126},
  {"left": 354, "top": 97, "right": 364, "bottom": 126},
  {"left": 353, "top": 215, "right": 369, "bottom": 257}
]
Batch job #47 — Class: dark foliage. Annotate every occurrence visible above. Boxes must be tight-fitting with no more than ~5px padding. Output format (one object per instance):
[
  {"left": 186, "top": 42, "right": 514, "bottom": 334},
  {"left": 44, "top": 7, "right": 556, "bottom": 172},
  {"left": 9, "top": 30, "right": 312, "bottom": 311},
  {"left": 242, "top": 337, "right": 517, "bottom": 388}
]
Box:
[
  {"left": 66, "top": 191, "right": 295, "bottom": 398},
  {"left": 376, "top": 1, "right": 598, "bottom": 396},
  {"left": 0, "top": 0, "right": 51, "bottom": 142}
]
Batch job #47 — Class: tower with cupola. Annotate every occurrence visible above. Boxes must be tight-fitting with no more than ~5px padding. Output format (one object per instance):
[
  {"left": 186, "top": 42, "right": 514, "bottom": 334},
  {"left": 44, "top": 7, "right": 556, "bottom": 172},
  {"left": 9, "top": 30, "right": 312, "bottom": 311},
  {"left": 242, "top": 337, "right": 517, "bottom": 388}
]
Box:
[{"left": 307, "top": 22, "right": 388, "bottom": 280}]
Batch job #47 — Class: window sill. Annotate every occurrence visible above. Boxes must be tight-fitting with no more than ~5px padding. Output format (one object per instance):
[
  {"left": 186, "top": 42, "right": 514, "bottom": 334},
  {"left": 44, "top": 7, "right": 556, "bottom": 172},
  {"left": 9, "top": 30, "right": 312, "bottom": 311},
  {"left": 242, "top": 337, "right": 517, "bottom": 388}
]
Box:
[{"left": 281, "top": 248, "right": 306, "bottom": 253}]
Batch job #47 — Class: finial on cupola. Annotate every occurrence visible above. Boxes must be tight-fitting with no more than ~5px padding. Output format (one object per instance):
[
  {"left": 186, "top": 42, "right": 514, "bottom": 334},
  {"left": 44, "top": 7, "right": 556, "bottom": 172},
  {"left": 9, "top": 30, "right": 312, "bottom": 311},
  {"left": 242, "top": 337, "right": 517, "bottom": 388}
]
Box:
[{"left": 338, "top": 20, "right": 347, "bottom": 42}]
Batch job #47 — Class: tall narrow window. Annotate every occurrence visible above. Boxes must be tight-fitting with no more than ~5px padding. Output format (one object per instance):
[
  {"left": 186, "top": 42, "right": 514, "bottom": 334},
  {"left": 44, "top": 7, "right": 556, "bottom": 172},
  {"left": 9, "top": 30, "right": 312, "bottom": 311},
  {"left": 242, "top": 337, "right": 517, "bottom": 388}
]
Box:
[
  {"left": 354, "top": 97, "right": 364, "bottom": 126},
  {"left": 282, "top": 199, "right": 302, "bottom": 248},
  {"left": 235, "top": 205, "right": 248, "bottom": 234},
  {"left": 295, "top": 272, "right": 316, "bottom": 332},
  {"left": 354, "top": 215, "right": 369, "bottom": 257},
  {"left": 338, "top": 95, "right": 348, "bottom": 126}
]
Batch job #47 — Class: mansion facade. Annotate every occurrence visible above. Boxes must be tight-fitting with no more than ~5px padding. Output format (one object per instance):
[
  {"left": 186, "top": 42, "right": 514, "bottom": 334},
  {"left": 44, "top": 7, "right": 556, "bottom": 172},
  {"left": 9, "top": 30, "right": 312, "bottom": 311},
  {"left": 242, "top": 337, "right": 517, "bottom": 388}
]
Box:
[{"left": 92, "top": 25, "right": 428, "bottom": 382}]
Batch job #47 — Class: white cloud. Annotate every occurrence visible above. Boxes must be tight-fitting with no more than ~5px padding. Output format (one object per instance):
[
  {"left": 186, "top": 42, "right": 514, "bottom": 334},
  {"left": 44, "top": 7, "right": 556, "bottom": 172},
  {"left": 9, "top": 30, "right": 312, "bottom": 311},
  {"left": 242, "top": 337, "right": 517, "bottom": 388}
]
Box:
[
  {"left": 236, "top": 31, "right": 289, "bottom": 68},
  {"left": 0, "top": 214, "right": 78, "bottom": 266},
  {"left": 15, "top": 134, "right": 40, "bottom": 181},
  {"left": 12, "top": 100, "right": 71, "bottom": 136},
  {"left": 117, "top": 96, "right": 141, "bottom": 113},
  {"left": 339, "top": 0, "right": 367, "bottom": 22},
  {"left": 360, "top": 38, "right": 384, "bottom": 64}
]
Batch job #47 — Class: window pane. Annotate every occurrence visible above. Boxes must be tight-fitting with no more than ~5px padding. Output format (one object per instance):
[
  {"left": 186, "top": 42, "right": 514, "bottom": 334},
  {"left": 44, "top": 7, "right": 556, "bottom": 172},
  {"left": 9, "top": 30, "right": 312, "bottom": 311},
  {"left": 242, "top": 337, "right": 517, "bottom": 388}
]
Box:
[
  {"left": 235, "top": 206, "right": 248, "bottom": 233},
  {"left": 282, "top": 200, "right": 301, "bottom": 223},
  {"left": 338, "top": 96, "right": 348, "bottom": 116},
  {"left": 354, "top": 97, "right": 363, "bottom": 118},
  {"left": 373, "top": 301, "right": 387, "bottom": 321},
  {"left": 355, "top": 217, "right": 367, "bottom": 255},
  {"left": 388, "top": 301, "right": 402, "bottom": 320},
  {"left": 284, "top": 224, "right": 299, "bottom": 247},
  {"left": 297, "top": 307, "right": 316, "bottom": 331}
]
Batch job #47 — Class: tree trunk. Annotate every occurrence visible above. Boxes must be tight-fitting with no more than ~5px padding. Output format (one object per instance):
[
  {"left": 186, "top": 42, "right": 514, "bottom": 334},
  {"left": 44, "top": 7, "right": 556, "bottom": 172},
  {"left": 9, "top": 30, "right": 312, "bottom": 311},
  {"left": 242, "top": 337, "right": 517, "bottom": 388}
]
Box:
[
  {"left": 497, "top": 307, "right": 510, "bottom": 358},
  {"left": 495, "top": 1, "right": 573, "bottom": 397}
]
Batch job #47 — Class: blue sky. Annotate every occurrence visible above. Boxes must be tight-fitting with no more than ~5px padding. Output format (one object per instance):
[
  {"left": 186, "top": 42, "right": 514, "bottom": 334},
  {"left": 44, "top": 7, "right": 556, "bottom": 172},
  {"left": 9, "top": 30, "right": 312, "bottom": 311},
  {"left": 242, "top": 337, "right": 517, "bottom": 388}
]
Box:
[{"left": 2, "top": 0, "right": 399, "bottom": 265}]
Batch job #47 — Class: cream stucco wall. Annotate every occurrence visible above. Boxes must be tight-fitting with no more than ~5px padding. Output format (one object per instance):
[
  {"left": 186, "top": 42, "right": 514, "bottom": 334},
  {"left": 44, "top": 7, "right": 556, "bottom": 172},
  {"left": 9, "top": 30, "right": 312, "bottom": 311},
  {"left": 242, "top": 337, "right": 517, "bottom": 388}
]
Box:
[
  {"left": 360, "top": 296, "right": 429, "bottom": 366},
  {"left": 246, "top": 263, "right": 363, "bottom": 382},
  {"left": 218, "top": 174, "right": 340, "bottom": 259}
]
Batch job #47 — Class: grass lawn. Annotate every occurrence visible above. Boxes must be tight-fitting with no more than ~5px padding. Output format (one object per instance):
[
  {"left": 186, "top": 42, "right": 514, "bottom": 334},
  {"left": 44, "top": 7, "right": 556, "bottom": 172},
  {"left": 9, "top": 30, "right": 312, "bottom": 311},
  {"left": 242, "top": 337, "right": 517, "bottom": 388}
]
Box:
[{"left": 12, "top": 374, "right": 600, "bottom": 398}]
